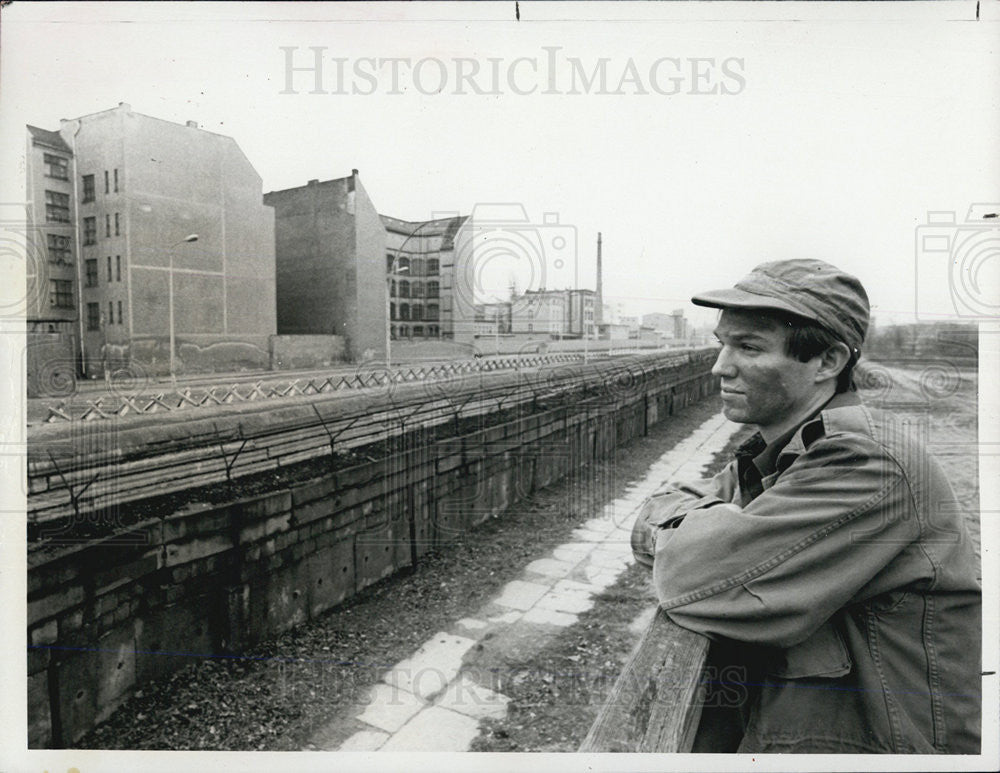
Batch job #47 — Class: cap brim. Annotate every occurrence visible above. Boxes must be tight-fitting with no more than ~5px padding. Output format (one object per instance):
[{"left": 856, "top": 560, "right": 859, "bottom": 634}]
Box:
[{"left": 691, "top": 288, "right": 819, "bottom": 322}]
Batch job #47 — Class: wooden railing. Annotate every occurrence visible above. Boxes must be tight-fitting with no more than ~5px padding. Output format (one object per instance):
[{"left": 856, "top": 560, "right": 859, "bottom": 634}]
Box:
[{"left": 580, "top": 608, "right": 710, "bottom": 753}]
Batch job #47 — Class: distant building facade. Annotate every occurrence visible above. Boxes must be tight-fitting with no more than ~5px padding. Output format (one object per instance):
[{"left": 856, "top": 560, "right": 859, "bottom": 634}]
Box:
[
  {"left": 265, "top": 172, "right": 385, "bottom": 361},
  {"left": 564, "top": 288, "right": 597, "bottom": 338},
  {"left": 26, "top": 126, "right": 77, "bottom": 342},
  {"left": 642, "top": 309, "right": 689, "bottom": 341},
  {"left": 473, "top": 301, "right": 512, "bottom": 337},
  {"left": 641, "top": 312, "right": 674, "bottom": 334},
  {"left": 509, "top": 289, "right": 566, "bottom": 336},
  {"left": 27, "top": 103, "right": 277, "bottom": 377},
  {"left": 381, "top": 214, "right": 469, "bottom": 344}
]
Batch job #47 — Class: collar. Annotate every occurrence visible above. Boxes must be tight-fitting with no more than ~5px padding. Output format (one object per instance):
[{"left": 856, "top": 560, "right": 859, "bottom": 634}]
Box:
[{"left": 739, "top": 391, "right": 863, "bottom": 479}]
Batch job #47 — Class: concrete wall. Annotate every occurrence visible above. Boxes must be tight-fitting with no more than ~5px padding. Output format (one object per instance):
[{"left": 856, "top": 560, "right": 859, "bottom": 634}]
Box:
[
  {"left": 269, "top": 335, "right": 347, "bottom": 370},
  {"left": 26, "top": 332, "right": 77, "bottom": 398},
  {"left": 27, "top": 354, "right": 717, "bottom": 747}
]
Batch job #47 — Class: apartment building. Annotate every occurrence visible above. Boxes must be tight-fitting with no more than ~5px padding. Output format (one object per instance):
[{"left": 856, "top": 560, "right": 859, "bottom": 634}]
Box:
[{"left": 27, "top": 103, "right": 276, "bottom": 376}]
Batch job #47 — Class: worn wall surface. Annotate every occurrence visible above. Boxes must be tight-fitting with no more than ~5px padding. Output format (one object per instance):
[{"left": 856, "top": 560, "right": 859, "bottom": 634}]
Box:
[{"left": 269, "top": 335, "right": 348, "bottom": 370}]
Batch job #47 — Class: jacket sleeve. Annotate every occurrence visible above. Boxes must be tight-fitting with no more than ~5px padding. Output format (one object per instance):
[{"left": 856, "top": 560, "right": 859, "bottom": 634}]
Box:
[
  {"left": 650, "top": 431, "right": 919, "bottom": 648},
  {"left": 630, "top": 461, "right": 739, "bottom": 568}
]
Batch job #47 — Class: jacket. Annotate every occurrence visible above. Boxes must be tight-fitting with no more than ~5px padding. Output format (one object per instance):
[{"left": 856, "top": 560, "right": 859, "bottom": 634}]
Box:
[{"left": 631, "top": 392, "right": 981, "bottom": 753}]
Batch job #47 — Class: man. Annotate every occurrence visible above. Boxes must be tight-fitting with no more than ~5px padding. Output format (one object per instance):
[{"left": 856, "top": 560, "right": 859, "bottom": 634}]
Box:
[{"left": 631, "top": 259, "right": 981, "bottom": 753}]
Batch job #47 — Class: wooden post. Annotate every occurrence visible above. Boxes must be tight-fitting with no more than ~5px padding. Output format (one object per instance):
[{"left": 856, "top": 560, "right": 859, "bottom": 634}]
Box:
[{"left": 580, "top": 607, "right": 710, "bottom": 753}]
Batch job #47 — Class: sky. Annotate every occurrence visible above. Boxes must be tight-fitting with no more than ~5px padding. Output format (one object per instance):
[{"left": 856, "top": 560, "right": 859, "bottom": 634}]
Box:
[
  {"left": 1, "top": 4, "right": 998, "bottom": 771},
  {"left": 1, "top": 1, "right": 998, "bottom": 330}
]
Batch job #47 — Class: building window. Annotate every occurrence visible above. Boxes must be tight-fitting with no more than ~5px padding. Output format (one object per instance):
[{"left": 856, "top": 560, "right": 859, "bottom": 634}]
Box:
[
  {"left": 83, "top": 216, "right": 97, "bottom": 245},
  {"left": 49, "top": 279, "right": 74, "bottom": 309},
  {"left": 399, "top": 280, "right": 410, "bottom": 299},
  {"left": 427, "top": 258, "right": 439, "bottom": 275},
  {"left": 47, "top": 233, "right": 72, "bottom": 265},
  {"left": 528, "top": 323, "right": 534, "bottom": 332},
  {"left": 85, "top": 259, "right": 98, "bottom": 287},
  {"left": 116, "top": 255, "right": 121, "bottom": 281},
  {"left": 427, "top": 304, "right": 439, "bottom": 321},
  {"left": 427, "top": 281, "right": 439, "bottom": 298},
  {"left": 44, "top": 190, "right": 70, "bottom": 223},
  {"left": 113, "top": 168, "right": 119, "bottom": 193},
  {"left": 399, "top": 303, "right": 410, "bottom": 321},
  {"left": 115, "top": 212, "right": 120, "bottom": 236},
  {"left": 412, "top": 305, "right": 423, "bottom": 321},
  {"left": 104, "top": 170, "right": 109, "bottom": 194},
  {"left": 428, "top": 325, "right": 439, "bottom": 337},
  {"left": 86, "top": 302, "right": 100, "bottom": 330},
  {"left": 389, "top": 302, "right": 396, "bottom": 320},
  {"left": 107, "top": 256, "right": 113, "bottom": 282},
  {"left": 390, "top": 280, "right": 396, "bottom": 297},
  {"left": 386, "top": 253, "right": 395, "bottom": 272},
  {"left": 82, "top": 174, "right": 95, "bottom": 203},
  {"left": 117, "top": 300, "right": 123, "bottom": 324},
  {"left": 411, "top": 258, "right": 424, "bottom": 277},
  {"left": 413, "top": 326, "right": 424, "bottom": 337},
  {"left": 44, "top": 153, "right": 69, "bottom": 180},
  {"left": 105, "top": 214, "right": 111, "bottom": 238},
  {"left": 398, "top": 257, "right": 410, "bottom": 273},
  {"left": 411, "top": 282, "right": 424, "bottom": 298},
  {"left": 399, "top": 325, "right": 409, "bottom": 338}
]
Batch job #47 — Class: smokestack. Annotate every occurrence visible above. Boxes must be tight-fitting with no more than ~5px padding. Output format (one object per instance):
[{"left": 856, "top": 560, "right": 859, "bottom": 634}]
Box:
[{"left": 595, "top": 232, "right": 604, "bottom": 326}]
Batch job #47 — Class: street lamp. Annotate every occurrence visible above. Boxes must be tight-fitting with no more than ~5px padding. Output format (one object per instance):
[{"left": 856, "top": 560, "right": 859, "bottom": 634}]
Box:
[{"left": 168, "top": 233, "right": 199, "bottom": 381}]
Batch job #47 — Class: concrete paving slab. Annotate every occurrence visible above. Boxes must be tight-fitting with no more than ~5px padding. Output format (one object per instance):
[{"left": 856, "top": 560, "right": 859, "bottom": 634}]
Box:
[
  {"left": 434, "top": 674, "right": 510, "bottom": 720},
  {"left": 552, "top": 542, "right": 595, "bottom": 563},
  {"left": 455, "top": 617, "right": 488, "bottom": 632},
  {"left": 571, "top": 527, "right": 612, "bottom": 543},
  {"left": 356, "top": 682, "right": 425, "bottom": 733},
  {"left": 486, "top": 609, "right": 523, "bottom": 625},
  {"left": 585, "top": 552, "right": 630, "bottom": 571},
  {"left": 581, "top": 565, "right": 622, "bottom": 589},
  {"left": 522, "top": 607, "right": 579, "bottom": 627},
  {"left": 535, "top": 590, "right": 594, "bottom": 615},
  {"left": 494, "top": 579, "right": 551, "bottom": 611},
  {"left": 552, "top": 578, "right": 601, "bottom": 593},
  {"left": 383, "top": 632, "right": 478, "bottom": 700},
  {"left": 524, "top": 557, "right": 577, "bottom": 578},
  {"left": 581, "top": 517, "right": 618, "bottom": 534},
  {"left": 338, "top": 729, "right": 390, "bottom": 751},
  {"left": 380, "top": 706, "right": 481, "bottom": 752}
]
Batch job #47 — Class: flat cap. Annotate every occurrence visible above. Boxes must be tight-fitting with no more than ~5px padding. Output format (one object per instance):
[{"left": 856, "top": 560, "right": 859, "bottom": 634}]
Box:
[{"left": 691, "top": 259, "right": 870, "bottom": 354}]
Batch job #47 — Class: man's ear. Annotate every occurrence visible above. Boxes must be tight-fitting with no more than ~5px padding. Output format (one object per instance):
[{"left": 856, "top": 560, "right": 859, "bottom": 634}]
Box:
[{"left": 815, "top": 341, "right": 852, "bottom": 385}]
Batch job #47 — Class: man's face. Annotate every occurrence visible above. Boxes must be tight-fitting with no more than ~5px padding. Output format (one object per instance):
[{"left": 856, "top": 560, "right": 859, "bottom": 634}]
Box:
[{"left": 711, "top": 309, "right": 824, "bottom": 436}]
